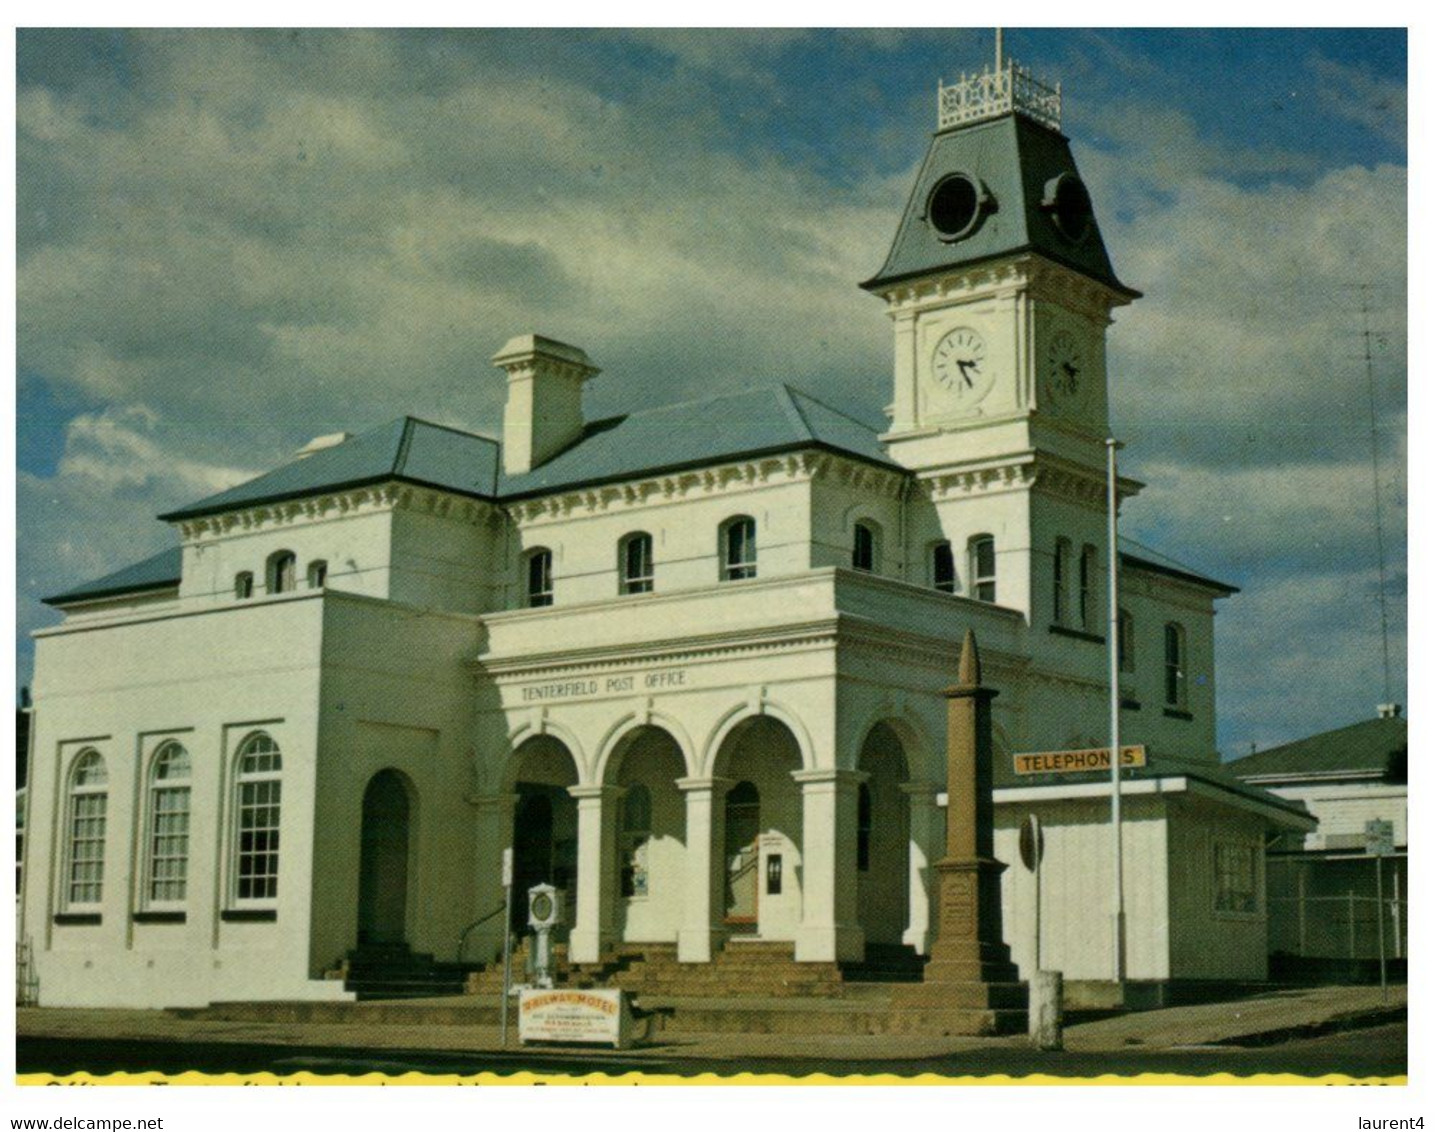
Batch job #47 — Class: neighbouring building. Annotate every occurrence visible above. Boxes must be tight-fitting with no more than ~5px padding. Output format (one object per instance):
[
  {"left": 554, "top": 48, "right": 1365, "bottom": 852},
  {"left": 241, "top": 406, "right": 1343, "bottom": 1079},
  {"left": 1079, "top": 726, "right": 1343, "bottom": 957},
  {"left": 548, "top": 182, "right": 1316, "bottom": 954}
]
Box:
[
  {"left": 1229, "top": 710, "right": 1408, "bottom": 979},
  {"left": 20, "top": 50, "right": 1311, "bottom": 1009}
]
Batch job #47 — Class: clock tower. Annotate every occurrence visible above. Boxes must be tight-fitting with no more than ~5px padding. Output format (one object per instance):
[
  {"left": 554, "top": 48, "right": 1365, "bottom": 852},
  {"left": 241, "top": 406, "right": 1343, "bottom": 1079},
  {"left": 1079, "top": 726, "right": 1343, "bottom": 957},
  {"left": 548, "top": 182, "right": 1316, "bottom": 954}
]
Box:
[{"left": 863, "top": 52, "right": 1139, "bottom": 478}]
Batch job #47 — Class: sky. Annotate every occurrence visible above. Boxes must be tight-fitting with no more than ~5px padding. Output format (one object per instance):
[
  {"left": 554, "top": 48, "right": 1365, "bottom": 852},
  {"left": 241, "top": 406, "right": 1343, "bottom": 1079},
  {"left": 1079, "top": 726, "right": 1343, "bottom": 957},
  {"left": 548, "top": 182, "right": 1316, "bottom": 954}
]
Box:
[{"left": 14, "top": 27, "right": 1407, "bottom": 757}]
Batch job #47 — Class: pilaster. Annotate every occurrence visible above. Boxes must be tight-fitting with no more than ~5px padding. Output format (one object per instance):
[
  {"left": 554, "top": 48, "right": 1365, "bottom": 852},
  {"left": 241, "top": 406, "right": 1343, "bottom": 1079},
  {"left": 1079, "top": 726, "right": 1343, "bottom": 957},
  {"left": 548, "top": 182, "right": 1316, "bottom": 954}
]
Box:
[
  {"left": 675, "top": 777, "right": 733, "bottom": 963},
  {"left": 792, "top": 768, "right": 866, "bottom": 963},
  {"left": 566, "top": 784, "right": 622, "bottom": 962}
]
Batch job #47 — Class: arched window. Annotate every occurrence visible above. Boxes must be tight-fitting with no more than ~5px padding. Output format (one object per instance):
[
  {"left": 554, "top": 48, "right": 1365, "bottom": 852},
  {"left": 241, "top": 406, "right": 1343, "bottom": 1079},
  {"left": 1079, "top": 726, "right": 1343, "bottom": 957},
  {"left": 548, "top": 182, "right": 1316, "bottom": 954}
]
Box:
[
  {"left": 1118, "top": 608, "right": 1136, "bottom": 673},
  {"left": 1164, "top": 622, "right": 1187, "bottom": 708},
  {"left": 969, "top": 535, "right": 996, "bottom": 603},
  {"left": 1080, "top": 545, "right": 1098, "bottom": 631},
  {"left": 525, "top": 548, "right": 553, "bottom": 607},
  {"left": 931, "top": 541, "right": 956, "bottom": 593},
  {"left": 619, "top": 533, "right": 654, "bottom": 595},
  {"left": 65, "top": 750, "right": 108, "bottom": 908},
  {"left": 1053, "top": 538, "right": 1071, "bottom": 623},
  {"left": 851, "top": 521, "right": 879, "bottom": 573},
  {"left": 266, "top": 551, "right": 297, "bottom": 595},
  {"left": 233, "top": 732, "right": 282, "bottom": 903},
  {"left": 146, "top": 742, "right": 192, "bottom": 905},
  {"left": 307, "top": 560, "right": 328, "bottom": 589},
  {"left": 234, "top": 572, "right": 254, "bottom": 600},
  {"left": 720, "top": 516, "right": 757, "bottom": 581},
  {"left": 857, "top": 782, "right": 873, "bottom": 871}
]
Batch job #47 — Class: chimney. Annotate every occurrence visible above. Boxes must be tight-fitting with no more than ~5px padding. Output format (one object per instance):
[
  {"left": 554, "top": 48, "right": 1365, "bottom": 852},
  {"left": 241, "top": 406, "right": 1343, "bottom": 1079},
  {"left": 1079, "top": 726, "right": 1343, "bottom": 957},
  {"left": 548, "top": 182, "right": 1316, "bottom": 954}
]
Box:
[
  {"left": 1377, "top": 703, "right": 1401, "bottom": 719},
  {"left": 492, "top": 335, "right": 600, "bottom": 476}
]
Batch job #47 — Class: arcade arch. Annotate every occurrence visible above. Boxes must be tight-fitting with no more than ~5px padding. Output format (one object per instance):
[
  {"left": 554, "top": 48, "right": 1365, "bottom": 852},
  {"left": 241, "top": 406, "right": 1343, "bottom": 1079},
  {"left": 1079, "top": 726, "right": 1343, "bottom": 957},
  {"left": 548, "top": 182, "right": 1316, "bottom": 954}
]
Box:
[
  {"left": 357, "top": 769, "right": 416, "bottom": 947},
  {"left": 506, "top": 735, "right": 580, "bottom": 932},
  {"left": 603, "top": 725, "right": 687, "bottom": 942},
  {"left": 855, "top": 722, "right": 912, "bottom": 948},
  {"left": 712, "top": 716, "right": 804, "bottom": 941}
]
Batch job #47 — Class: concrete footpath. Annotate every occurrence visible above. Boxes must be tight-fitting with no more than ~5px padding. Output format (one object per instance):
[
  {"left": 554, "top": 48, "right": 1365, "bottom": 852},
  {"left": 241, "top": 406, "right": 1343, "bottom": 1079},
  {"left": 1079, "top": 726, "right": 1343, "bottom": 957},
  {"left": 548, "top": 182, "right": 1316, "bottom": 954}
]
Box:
[{"left": 15, "top": 984, "right": 1405, "bottom": 1068}]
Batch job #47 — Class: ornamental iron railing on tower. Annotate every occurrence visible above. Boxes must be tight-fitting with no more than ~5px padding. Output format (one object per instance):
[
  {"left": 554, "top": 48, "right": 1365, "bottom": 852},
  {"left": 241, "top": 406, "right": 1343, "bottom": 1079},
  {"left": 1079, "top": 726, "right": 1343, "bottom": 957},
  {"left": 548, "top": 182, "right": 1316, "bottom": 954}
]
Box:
[{"left": 938, "top": 60, "right": 1062, "bottom": 132}]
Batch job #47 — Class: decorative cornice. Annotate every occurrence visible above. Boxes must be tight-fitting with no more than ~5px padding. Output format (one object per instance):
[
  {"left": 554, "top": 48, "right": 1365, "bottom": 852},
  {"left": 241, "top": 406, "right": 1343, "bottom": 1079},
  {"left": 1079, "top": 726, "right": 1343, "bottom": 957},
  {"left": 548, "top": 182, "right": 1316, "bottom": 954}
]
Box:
[
  {"left": 174, "top": 481, "right": 498, "bottom": 542},
  {"left": 506, "top": 450, "right": 906, "bottom": 526},
  {"left": 874, "top": 255, "right": 1126, "bottom": 319},
  {"left": 471, "top": 616, "right": 842, "bottom": 682}
]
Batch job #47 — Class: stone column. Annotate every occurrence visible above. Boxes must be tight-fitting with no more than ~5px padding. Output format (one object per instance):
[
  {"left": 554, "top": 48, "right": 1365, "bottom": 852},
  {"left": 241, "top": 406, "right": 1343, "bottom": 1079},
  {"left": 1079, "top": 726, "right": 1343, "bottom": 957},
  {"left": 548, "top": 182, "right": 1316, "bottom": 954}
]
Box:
[
  {"left": 467, "top": 792, "right": 518, "bottom": 962},
  {"left": 900, "top": 780, "right": 943, "bottom": 955},
  {"left": 676, "top": 777, "right": 732, "bottom": 963},
  {"left": 793, "top": 768, "right": 867, "bottom": 963},
  {"left": 566, "top": 785, "right": 621, "bottom": 963},
  {"left": 891, "top": 630, "right": 1025, "bottom": 1034}
]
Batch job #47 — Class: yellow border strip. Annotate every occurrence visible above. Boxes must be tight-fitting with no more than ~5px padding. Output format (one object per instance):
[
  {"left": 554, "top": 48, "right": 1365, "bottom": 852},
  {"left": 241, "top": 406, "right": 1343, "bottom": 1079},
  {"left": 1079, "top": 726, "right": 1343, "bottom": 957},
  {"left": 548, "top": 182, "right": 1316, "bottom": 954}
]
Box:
[{"left": 16, "top": 1071, "right": 1410, "bottom": 1087}]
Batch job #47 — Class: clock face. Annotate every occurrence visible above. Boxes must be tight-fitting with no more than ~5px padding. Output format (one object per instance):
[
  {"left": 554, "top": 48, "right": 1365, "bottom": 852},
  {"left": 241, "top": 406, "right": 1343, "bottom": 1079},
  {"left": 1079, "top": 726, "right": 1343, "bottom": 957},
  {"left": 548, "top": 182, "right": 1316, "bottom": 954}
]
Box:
[
  {"left": 1044, "top": 329, "right": 1086, "bottom": 406},
  {"left": 531, "top": 892, "right": 554, "bottom": 922},
  {"left": 932, "top": 327, "right": 993, "bottom": 406}
]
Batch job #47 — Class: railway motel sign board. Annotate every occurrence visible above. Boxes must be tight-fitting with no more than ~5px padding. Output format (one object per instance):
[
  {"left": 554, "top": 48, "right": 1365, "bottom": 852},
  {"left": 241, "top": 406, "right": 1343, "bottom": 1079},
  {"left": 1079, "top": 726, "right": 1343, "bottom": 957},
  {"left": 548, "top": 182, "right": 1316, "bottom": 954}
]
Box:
[{"left": 1012, "top": 745, "right": 1148, "bottom": 777}]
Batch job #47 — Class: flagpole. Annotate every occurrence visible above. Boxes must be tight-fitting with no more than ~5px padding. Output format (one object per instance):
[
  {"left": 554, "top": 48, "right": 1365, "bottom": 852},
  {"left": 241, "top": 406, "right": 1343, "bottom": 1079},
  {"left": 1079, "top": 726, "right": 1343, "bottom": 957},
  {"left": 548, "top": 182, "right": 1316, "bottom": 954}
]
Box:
[{"left": 1107, "top": 437, "right": 1126, "bottom": 994}]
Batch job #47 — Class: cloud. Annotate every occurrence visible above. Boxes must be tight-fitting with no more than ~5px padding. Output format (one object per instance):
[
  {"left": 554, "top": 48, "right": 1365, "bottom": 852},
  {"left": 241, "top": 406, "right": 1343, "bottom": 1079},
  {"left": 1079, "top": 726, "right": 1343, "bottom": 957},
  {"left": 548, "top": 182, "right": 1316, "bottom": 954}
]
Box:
[
  {"left": 1309, "top": 54, "right": 1407, "bottom": 149},
  {"left": 15, "top": 30, "right": 1407, "bottom": 752}
]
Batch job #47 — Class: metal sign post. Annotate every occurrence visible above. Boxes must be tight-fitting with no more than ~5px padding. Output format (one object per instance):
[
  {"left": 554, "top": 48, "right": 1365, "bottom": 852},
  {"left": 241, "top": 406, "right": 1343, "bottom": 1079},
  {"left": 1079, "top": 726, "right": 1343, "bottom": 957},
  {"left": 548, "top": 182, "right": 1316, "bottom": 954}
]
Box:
[
  {"left": 500, "top": 847, "right": 514, "bottom": 1047},
  {"left": 1019, "top": 814, "right": 1045, "bottom": 971},
  {"left": 1365, "top": 820, "right": 1393, "bottom": 1004}
]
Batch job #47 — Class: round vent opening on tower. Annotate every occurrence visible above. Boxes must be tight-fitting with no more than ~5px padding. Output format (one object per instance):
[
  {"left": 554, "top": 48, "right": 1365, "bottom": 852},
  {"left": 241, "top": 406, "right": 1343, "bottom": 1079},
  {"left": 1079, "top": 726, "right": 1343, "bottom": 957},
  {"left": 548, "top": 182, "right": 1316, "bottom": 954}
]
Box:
[
  {"left": 926, "top": 173, "right": 988, "bottom": 242},
  {"left": 1042, "top": 173, "right": 1093, "bottom": 243}
]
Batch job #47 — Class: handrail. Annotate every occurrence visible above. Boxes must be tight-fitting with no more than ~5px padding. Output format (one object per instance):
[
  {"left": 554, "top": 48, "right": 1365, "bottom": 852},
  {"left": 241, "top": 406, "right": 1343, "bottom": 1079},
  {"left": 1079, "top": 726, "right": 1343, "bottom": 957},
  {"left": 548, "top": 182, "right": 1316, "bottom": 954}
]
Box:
[{"left": 457, "top": 902, "right": 509, "bottom": 964}]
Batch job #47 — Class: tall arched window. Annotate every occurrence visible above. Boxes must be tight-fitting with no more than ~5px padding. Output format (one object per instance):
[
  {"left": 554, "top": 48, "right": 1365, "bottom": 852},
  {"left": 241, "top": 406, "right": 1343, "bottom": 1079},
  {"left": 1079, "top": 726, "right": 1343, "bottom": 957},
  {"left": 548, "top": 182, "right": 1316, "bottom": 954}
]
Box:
[
  {"left": 525, "top": 548, "right": 553, "bottom": 607},
  {"left": 720, "top": 516, "right": 757, "bottom": 581},
  {"left": 233, "top": 732, "right": 282, "bottom": 903},
  {"left": 1118, "top": 608, "right": 1136, "bottom": 674},
  {"left": 1053, "top": 538, "right": 1071, "bottom": 623},
  {"left": 1080, "top": 544, "right": 1098, "bottom": 631},
  {"left": 146, "top": 742, "right": 192, "bottom": 905},
  {"left": 851, "top": 521, "right": 879, "bottom": 573},
  {"left": 307, "top": 560, "right": 328, "bottom": 589},
  {"left": 969, "top": 535, "right": 996, "bottom": 603},
  {"left": 619, "top": 533, "right": 654, "bottom": 594},
  {"left": 65, "top": 750, "right": 108, "bottom": 908},
  {"left": 234, "top": 571, "right": 254, "bottom": 600},
  {"left": 931, "top": 541, "right": 956, "bottom": 593},
  {"left": 266, "top": 551, "right": 297, "bottom": 595},
  {"left": 1164, "top": 622, "right": 1188, "bottom": 708}
]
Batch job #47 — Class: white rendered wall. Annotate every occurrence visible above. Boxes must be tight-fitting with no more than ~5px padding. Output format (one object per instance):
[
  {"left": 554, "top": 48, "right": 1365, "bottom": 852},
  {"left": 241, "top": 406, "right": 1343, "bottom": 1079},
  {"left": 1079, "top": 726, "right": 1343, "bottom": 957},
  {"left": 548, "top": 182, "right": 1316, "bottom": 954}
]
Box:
[{"left": 24, "top": 593, "right": 348, "bottom": 1007}]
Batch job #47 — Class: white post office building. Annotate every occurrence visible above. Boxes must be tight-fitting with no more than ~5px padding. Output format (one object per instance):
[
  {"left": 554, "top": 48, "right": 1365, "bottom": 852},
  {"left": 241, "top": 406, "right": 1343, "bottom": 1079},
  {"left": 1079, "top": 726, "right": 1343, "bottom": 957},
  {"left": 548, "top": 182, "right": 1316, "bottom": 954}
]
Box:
[{"left": 21, "top": 56, "right": 1312, "bottom": 1009}]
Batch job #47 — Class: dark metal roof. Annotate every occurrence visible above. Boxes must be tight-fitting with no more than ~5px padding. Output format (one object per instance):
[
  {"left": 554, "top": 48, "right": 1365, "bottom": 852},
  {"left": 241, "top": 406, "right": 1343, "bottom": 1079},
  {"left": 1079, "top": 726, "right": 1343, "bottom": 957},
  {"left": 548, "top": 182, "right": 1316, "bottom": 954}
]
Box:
[
  {"left": 861, "top": 113, "right": 1136, "bottom": 297},
  {"left": 1118, "top": 538, "right": 1239, "bottom": 596},
  {"left": 1227, "top": 716, "right": 1407, "bottom": 781},
  {"left": 43, "top": 545, "right": 183, "bottom": 606},
  {"left": 159, "top": 383, "right": 898, "bottom": 523}
]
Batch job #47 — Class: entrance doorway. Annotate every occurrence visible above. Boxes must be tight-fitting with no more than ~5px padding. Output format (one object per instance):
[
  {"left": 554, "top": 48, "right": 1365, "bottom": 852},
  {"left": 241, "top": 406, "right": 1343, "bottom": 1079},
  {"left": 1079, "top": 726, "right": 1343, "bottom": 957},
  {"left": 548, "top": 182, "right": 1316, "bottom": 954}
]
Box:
[
  {"left": 357, "top": 770, "right": 413, "bottom": 947},
  {"left": 724, "top": 780, "right": 760, "bottom": 931}
]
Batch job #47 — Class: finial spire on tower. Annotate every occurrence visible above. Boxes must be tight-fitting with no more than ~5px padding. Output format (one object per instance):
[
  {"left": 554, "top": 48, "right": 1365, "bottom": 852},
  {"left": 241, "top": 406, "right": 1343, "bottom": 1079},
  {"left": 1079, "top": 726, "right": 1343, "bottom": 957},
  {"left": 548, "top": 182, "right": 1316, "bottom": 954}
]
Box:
[{"left": 995, "top": 27, "right": 1003, "bottom": 71}]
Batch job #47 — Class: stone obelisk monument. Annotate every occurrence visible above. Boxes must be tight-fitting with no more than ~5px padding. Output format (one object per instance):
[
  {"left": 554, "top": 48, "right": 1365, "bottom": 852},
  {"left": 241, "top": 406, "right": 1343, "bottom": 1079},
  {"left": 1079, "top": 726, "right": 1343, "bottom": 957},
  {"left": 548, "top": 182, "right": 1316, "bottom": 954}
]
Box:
[{"left": 891, "top": 629, "right": 1027, "bottom": 1034}]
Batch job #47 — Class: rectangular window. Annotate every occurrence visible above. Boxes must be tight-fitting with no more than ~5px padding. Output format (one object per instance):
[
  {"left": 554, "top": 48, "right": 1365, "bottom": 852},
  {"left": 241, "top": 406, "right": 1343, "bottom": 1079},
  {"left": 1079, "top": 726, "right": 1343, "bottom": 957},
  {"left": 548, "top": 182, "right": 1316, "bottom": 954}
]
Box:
[
  {"left": 1214, "top": 842, "right": 1258, "bottom": 914},
  {"left": 66, "top": 794, "right": 107, "bottom": 906},
  {"left": 765, "top": 854, "right": 783, "bottom": 895},
  {"left": 148, "top": 786, "right": 191, "bottom": 903},
  {"left": 236, "top": 779, "right": 281, "bottom": 901},
  {"left": 1053, "top": 541, "right": 1069, "bottom": 623}
]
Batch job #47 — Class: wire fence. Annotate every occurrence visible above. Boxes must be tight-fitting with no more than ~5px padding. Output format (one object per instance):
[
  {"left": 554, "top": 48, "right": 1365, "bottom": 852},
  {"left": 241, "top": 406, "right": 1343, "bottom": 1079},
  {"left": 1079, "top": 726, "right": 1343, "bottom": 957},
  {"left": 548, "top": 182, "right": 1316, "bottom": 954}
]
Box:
[{"left": 1268, "top": 892, "right": 1407, "bottom": 961}]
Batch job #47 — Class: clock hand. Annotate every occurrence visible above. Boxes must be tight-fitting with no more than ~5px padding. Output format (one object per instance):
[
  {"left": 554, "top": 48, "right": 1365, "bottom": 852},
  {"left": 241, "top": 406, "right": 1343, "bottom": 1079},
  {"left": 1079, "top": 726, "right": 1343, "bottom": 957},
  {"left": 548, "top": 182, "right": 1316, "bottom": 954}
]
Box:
[{"left": 956, "top": 359, "right": 978, "bottom": 387}]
